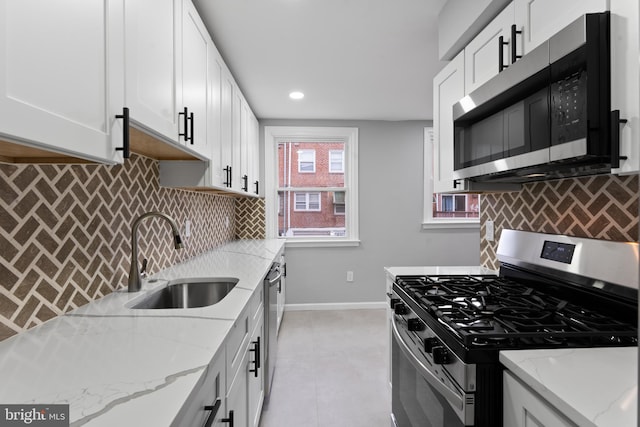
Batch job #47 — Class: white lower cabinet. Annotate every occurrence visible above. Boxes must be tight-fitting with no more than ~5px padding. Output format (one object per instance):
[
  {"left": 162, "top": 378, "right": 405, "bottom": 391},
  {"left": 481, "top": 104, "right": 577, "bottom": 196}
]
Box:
[
  {"left": 172, "top": 351, "right": 226, "bottom": 427},
  {"left": 247, "top": 312, "right": 265, "bottom": 427},
  {"left": 173, "top": 285, "right": 266, "bottom": 427},
  {"left": 503, "top": 371, "right": 576, "bottom": 427}
]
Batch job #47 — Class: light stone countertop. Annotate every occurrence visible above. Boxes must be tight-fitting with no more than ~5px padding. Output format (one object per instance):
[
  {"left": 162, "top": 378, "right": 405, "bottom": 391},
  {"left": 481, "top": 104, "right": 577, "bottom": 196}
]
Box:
[
  {"left": 500, "top": 348, "right": 638, "bottom": 427},
  {"left": 0, "top": 239, "right": 285, "bottom": 426}
]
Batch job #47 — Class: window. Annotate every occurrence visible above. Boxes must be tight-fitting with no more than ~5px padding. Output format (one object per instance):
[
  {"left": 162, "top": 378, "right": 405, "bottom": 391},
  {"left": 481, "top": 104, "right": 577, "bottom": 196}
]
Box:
[
  {"left": 423, "top": 127, "right": 480, "bottom": 228},
  {"left": 294, "top": 192, "right": 321, "bottom": 211},
  {"left": 329, "top": 150, "right": 344, "bottom": 173},
  {"left": 298, "top": 149, "right": 315, "bottom": 173},
  {"left": 265, "top": 126, "right": 359, "bottom": 246}
]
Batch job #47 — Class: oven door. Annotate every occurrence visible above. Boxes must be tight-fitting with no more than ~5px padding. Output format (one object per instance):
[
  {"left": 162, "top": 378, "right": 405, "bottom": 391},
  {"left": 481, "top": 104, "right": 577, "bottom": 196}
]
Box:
[{"left": 391, "top": 321, "right": 471, "bottom": 427}]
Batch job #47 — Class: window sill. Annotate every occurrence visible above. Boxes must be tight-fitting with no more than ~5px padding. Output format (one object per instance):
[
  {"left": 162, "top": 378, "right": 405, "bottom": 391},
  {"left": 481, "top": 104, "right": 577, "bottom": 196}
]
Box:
[
  {"left": 284, "top": 238, "right": 361, "bottom": 248},
  {"left": 421, "top": 219, "right": 480, "bottom": 230}
]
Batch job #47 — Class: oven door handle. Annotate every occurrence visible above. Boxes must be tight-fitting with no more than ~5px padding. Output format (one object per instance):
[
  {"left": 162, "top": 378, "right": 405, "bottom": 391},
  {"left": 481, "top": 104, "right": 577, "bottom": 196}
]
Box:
[{"left": 392, "top": 319, "right": 465, "bottom": 411}]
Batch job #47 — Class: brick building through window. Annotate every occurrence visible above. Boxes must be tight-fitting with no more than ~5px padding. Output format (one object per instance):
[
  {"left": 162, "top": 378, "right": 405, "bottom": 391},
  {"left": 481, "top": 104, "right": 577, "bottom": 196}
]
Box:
[{"left": 278, "top": 141, "right": 346, "bottom": 236}]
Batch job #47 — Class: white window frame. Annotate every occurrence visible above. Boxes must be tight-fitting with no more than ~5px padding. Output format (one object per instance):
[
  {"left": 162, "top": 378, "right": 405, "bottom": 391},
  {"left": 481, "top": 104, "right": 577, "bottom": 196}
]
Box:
[
  {"left": 265, "top": 126, "right": 359, "bottom": 247},
  {"left": 329, "top": 150, "right": 345, "bottom": 173},
  {"left": 423, "top": 127, "right": 480, "bottom": 229},
  {"left": 297, "top": 149, "right": 316, "bottom": 173}
]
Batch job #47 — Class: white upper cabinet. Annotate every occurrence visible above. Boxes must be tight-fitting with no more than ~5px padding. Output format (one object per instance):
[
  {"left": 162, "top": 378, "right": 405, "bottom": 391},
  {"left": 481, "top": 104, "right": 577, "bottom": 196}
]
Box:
[
  {"left": 464, "top": 3, "right": 514, "bottom": 95},
  {"left": 433, "top": 52, "right": 465, "bottom": 194},
  {"left": 610, "top": 0, "right": 639, "bottom": 175},
  {"left": 514, "top": 0, "right": 609, "bottom": 55},
  {"left": 0, "top": 0, "right": 125, "bottom": 164},
  {"left": 180, "top": 0, "right": 210, "bottom": 157},
  {"left": 124, "top": 0, "right": 180, "bottom": 146}
]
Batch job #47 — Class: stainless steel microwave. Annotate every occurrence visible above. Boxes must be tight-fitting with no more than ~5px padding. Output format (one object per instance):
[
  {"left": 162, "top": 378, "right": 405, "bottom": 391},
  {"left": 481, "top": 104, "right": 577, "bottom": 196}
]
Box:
[{"left": 452, "top": 12, "right": 618, "bottom": 183}]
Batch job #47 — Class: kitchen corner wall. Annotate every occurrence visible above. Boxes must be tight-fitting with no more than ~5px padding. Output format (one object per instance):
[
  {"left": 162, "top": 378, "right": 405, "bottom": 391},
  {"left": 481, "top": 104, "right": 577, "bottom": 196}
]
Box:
[
  {"left": 480, "top": 174, "right": 639, "bottom": 270},
  {"left": 0, "top": 153, "right": 265, "bottom": 342}
]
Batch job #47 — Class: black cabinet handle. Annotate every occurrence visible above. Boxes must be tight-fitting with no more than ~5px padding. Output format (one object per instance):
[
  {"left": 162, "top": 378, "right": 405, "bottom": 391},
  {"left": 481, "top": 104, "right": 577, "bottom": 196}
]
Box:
[
  {"left": 453, "top": 179, "right": 462, "bottom": 189},
  {"left": 511, "top": 25, "right": 522, "bottom": 64},
  {"left": 204, "top": 399, "right": 222, "bottom": 427},
  {"left": 223, "top": 165, "right": 232, "bottom": 188},
  {"left": 249, "top": 337, "right": 261, "bottom": 377},
  {"left": 498, "top": 36, "right": 509, "bottom": 72},
  {"left": 221, "top": 410, "right": 234, "bottom": 427},
  {"left": 188, "top": 111, "right": 194, "bottom": 145},
  {"left": 254, "top": 180, "right": 259, "bottom": 195},
  {"left": 179, "top": 107, "right": 189, "bottom": 142},
  {"left": 115, "top": 107, "right": 130, "bottom": 158},
  {"left": 611, "top": 110, "right": 628, "bottom": 168},
  {"left": 242, "top": 175, "right": 248, "bottom": 192}
]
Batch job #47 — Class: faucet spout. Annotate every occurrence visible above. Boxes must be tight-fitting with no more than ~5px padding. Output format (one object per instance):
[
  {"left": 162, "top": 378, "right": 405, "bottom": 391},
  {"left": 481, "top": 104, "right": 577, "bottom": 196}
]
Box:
[{"left": 128, "top": 211, "right": 183, "bottom": 292}]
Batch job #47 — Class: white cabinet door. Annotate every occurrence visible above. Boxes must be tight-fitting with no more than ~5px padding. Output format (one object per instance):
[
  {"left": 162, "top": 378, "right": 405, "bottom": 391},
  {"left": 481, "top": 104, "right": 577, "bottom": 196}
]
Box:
[
  {"left": 247, "top": 314, "right": 264, "bottom": 427},
  {"left": 232, "top": 88, "right": 243, "bottom": 191},
  {"left": 611, "top": 0, "right": 640, "bottom": 175},
  {"left": 208, "top": 49, "right": 227, "bottom": 187},
  {"left": 124, "top": 0, "right": 180, "bottom": 144},
  {"left": 0, "top": 0, "right": 124, "bottom": 164},
  {"left": 240, "top": 98, "right": 250, "bottom": 192},
  {"left": 226, "top": 350, "right": 249, "bottom": 427},
  {"left": 514, "top": 0, "right": 609, "bottom": 55},
  {"left": 220, "top": 70, "right": 234, "bottom": 188},
  {"left": 464, "top": 2, "right": 514, "bottom": 95},
  {"left": 433, "top": 52, "right": 465, "bottom": 194},
  {"left": 503, "top": 371, "right": 576, "bottom": 427},
  {"left": 181, "top": 0, "right": 210, "bottom": 157},
  {"left": 249, "top": 111, "right": 261, "bottom": 195}
]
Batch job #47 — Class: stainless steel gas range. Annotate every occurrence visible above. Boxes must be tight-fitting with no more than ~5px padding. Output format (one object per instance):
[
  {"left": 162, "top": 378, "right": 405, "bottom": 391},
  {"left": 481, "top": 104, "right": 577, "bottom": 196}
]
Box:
[{"left": 389, "top": 230, "right": 638, "bottom": 427}]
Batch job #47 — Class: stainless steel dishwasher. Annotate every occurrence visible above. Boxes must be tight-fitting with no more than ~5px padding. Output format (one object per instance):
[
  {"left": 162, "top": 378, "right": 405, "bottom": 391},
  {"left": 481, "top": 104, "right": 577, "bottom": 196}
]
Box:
[{"left": 263, "top": 262, "right": 281, "bottom": 400}]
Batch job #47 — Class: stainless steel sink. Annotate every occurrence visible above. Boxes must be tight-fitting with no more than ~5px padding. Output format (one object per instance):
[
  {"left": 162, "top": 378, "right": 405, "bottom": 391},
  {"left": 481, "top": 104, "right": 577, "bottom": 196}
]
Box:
[{"left": 131, "top": 278, "right": 239, "bottom": 309}]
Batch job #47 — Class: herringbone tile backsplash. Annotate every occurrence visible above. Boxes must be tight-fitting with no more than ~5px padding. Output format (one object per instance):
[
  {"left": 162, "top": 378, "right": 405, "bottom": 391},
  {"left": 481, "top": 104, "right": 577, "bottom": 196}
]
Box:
[
  {"left": 0, "top": 154, "right": 265, "bottom": 341},
  {"left": 480, "top": 174, "right": 639, "bottom": 270}
]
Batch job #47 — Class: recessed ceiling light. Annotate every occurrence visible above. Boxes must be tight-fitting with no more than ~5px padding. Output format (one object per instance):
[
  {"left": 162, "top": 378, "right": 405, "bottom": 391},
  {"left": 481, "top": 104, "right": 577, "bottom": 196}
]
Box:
[{"left": 289, "top": 91, "right": 304, "bottom": 100}]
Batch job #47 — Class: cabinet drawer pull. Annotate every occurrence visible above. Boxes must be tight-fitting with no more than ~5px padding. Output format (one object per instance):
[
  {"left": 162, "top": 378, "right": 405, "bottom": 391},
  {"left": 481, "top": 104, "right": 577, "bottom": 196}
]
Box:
[
  {"left": 511, "top": 24, "right": 522, "bottom": 64},
  {"left": 179, "top": 107, "right": 189, "bottom": 142},
  {"left": 188, "top": 111, "right": 194, "bottom": 145},
  {"left": 242, "top": 174, "right": 248, "bottom": 192},
  {"left": 115, "top": 107, "right": 130, "bottom": 159},
  {"left": 498, "top": 36, "right": 509, "bottom": 72},
  {"left": 221, "top": 410, "right": 234, "bottom": 427},
  {"left": 223, "top": 165, "right": 232, "bottom": 187},
  {"left": 249, "top": 337, "right": 261, "bottom": 377},
  {"left": 204, "top": 398, "right": 222, "bottom": 427}
]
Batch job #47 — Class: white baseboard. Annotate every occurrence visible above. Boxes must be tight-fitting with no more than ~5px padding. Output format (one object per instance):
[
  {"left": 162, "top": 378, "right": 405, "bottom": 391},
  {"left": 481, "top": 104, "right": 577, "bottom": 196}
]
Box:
[{"left": 284, "top": 301, "right": 387, "bottom": 311}]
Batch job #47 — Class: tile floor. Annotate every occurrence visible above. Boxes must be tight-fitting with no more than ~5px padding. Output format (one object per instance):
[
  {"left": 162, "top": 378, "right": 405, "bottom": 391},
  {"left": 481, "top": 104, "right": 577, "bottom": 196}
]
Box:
[{"left": 259, "top": 309, "right": 390, "bottom": 427}]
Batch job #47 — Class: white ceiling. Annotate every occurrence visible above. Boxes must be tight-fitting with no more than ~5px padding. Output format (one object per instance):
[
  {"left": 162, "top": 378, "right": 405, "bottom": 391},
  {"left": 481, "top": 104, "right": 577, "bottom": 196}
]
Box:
[{"left": 192, "top": 0, "right": 449, "bottom": 121}]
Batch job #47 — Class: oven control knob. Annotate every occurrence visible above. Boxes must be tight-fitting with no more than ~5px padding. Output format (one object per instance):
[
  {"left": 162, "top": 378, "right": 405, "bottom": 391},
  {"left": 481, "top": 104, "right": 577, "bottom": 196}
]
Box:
[
  {"left": 423, "top": 338, "right": 440, "bottom": 353},
  {"left": 394, "top": 303, "right": 409, "bottom": 315},
  {"left": 389, "top": 298, "right": 400, "bottom": 309},
  {"left": 407, "top": 318, "right": 425, "bottom": 331},
  {"left": 432, "top": 346, "right": 452, "bottom": 365}
]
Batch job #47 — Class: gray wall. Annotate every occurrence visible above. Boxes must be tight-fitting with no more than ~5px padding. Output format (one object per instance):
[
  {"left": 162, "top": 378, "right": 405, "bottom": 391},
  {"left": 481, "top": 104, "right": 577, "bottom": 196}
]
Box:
[{"left": 260, "top": 119, "right": 481, "bottom": 305}]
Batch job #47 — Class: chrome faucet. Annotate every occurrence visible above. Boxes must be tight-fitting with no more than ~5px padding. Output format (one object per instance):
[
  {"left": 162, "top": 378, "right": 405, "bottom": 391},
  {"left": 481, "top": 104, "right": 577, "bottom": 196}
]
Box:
[{"left": 128, "top": 211, "right": 184, "bottom": 292}]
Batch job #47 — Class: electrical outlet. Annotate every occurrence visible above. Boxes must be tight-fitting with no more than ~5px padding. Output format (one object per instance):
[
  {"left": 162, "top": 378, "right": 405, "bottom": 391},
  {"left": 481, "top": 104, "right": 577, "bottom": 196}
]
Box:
[
  {"left": 184, "top": 219, "right": 191, "bottom": 238},
  {"left": 486, "top": 220, "right": 494, "bottom": 242},
  {"left": 346, "top": 271, "right": 354, "bottom": 282}
]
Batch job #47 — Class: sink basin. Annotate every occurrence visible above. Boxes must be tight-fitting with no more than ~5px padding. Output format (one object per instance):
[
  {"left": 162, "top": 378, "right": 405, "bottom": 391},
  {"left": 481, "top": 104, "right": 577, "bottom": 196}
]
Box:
[{"left": 131, "top": 278, "right": 239, "bottom": 309}]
